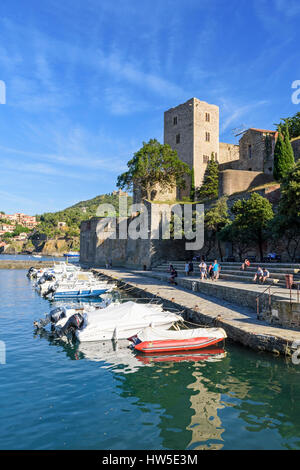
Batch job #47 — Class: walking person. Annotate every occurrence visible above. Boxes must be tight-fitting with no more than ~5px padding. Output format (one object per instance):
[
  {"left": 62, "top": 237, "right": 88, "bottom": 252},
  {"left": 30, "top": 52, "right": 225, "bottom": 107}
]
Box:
[
  {"left": 199, "top": 259, "right": 207, "bottom": 280},
  {"left": 212, "top": 260, "right": 220, "bottom": 281},
  {"left": 188, "top": 260, "right": 194, "bottom": 276},
  {"left": 184, "top": 261, "right": 189, "bottom": 277},
  {"left": 208, "top": 263, "right": 214, "bottom": 280}
]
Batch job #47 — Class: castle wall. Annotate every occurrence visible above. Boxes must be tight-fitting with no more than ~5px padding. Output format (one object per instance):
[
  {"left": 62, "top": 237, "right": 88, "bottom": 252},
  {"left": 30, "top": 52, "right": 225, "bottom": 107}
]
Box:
[
  {"left": 80, "top": 201, "right": 189, "bottom": 269},
  {"left": 219, "top": 142, "right": 240, "bottom": 164},
  {"left": 133, "top": 182, "right": 176, "bottom": 205},
  {"left": 238, "top": 129, "right": 277, "bottom": 174},
  {"left": 218, "top": 170, "right": 275, "bottom": 197}
]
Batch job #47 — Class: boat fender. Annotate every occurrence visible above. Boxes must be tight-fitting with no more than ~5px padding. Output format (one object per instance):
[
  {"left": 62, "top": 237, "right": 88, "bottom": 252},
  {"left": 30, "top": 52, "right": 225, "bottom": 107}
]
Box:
[{"left": 113, "top": 327, "right": 118, "bottom": 341}]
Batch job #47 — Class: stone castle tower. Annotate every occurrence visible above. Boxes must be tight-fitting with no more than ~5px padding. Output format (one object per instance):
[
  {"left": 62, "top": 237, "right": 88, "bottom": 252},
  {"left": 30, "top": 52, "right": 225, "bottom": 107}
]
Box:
[{"left": 164, "top": 97, "right": 219, "bottom": 198}]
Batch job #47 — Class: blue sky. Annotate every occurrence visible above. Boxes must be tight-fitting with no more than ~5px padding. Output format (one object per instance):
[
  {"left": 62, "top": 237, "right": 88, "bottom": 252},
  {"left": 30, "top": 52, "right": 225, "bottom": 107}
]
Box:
[{"left": 0, "top": 0, "right": 299, "bottom": 215}]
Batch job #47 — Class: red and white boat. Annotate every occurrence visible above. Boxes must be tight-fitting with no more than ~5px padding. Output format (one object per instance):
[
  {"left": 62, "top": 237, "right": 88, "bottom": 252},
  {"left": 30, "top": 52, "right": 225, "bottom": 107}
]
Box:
[{"left": 130, "top": 326, "right": 227, "bottom": 354}]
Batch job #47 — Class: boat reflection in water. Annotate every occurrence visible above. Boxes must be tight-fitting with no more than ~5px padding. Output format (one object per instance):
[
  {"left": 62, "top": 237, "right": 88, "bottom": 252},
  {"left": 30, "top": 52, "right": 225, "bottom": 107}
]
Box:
[
  {"left": 136, "top": 348, "right": 226, "bottom": 365},
  {"left": 34, "top": 327, "right": 228, "bottom": 449}
]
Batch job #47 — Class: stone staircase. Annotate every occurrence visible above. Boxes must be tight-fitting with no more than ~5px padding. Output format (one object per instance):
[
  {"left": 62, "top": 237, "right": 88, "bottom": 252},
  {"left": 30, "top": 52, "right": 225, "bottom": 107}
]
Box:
[{"left": 153, "top": 261, "right": 300, "bottom": 288}]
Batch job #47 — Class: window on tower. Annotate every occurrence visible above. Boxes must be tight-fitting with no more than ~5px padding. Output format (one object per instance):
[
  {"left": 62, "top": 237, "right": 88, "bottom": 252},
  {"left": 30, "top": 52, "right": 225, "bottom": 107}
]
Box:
[
  {"left": 176, "top": 133, "right": 180, "bottom": 144},
  {"left": 173, "top": 116, "right": 177, "bottom": 125},
  {"left": 205, "top": 112, "right": 210, "bottom": 122},
  {"left": 205, "top": 132, "right": 210, "bottom": 142},
  {"left": 248, "top": 145, "right": 252, "bottom": 158}
]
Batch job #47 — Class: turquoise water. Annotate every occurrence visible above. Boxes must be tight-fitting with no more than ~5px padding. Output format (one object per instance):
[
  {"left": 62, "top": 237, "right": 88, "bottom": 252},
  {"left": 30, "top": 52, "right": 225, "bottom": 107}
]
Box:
[{"left": 0, "top": 269, "right": 300, "bottom": 450}]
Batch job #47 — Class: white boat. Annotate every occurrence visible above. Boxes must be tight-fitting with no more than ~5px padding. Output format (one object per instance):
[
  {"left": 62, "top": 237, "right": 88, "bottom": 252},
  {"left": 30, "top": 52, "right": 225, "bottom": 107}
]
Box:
[
  {"left": 45, "top": 280, "right": 114, "bottom": 299},
  {"left": 74, "top": 301, "right": 183, "bottom": 342},
  {"left": 40, "top": 301, "right": 182, "bottom": 342}
]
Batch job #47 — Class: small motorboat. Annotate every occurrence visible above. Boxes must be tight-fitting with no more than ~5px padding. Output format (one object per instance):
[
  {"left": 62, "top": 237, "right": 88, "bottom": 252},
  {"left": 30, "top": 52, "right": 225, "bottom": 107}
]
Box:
[
  {"left": 64, "top": 251, "right": 80, "bottom": 258},
  {"left": 131, "top": 326, "right": 227, "bottom": 354},
  {"left": 75, "top": 302, "right": 183, "bottom": 342},
  {"left": 34, "top": 301, "right": 183, "bottom": 343}
]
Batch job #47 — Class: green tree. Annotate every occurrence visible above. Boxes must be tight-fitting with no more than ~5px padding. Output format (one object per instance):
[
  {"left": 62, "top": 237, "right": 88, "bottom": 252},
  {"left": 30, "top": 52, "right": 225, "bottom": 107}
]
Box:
[
  {"left": 273, "top": 126, "right": 294, "bottom": 181},
  {"left": 230, "top": 193, "right": 274, "bottom": 261},
  {"left": 196, "top": 154, "right": 219, "bottom": 202},
  {"left": 282, "top": 123, "right": 295, "bottom": 169},
  {"left": 219, "top": 221, "right": 254, "bottom": 261},
  {"left": 117, "top": 139, "right": 191, "bottom": 201},
  {"left": 277, "top": 112, "right": 300, "bottom": 139},
  {"left": 271, "top": 161, "right": 300, "bottom": 260},
  {"left": 204, "top": 196, "right": 230, "bottom": 261}
]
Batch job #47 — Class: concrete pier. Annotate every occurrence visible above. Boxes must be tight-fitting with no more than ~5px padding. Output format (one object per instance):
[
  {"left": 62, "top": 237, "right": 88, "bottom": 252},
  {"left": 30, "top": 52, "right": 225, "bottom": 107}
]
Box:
[
  {"left": 93, "top": 267, "right": 300, "bottom": 358},
  {"left": 0, "top": 260, "right": 55, "bottom": 270}
]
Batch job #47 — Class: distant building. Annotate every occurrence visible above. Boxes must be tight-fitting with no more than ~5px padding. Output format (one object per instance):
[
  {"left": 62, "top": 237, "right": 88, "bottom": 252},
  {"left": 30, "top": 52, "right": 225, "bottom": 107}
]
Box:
[
  {"left": 14, "top": 232, "right": 28, "bottom": 241},
  {"left": 57, "top": 221, "right": 67, "bottom": 230},
  {"left": 0, "top": 212, "right": 38, "bottom": 228},
  {"left": 0, "top": 224, "right": 14, "bottom": 233}
]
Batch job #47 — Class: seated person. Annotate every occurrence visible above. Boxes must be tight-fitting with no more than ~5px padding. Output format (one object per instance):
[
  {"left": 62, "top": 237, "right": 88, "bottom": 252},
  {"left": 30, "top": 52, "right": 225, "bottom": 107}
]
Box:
[
  {"left": 253, "top": 267, "right": 264, "bottom": 283},
  {"left": 262, "top": 268, "right": 270, "bottom": 283},
  {"left": 169, "top": 267, "right": 178, "bottom": 285}
]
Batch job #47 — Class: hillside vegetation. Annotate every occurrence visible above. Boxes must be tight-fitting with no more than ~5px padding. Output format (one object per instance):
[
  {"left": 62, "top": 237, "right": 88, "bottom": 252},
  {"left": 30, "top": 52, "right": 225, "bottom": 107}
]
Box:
[{"left": 34, "top": 192, "right": 132, "bottom": 240}]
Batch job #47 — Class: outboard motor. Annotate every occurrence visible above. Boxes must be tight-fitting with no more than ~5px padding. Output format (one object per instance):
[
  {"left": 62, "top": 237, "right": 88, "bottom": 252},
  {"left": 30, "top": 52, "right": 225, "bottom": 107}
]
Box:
[
  {"left": 34, "top": 306, "right": 67, "bottom": 329},
  {"left": 27, "top": 267, "right": 37, "bottom": 279},
  {"left": 55, "top": 313, "right": 85, "bottom": 339},
  {"left": 43, "top": 284, "right": 57, "bottom": 298}
]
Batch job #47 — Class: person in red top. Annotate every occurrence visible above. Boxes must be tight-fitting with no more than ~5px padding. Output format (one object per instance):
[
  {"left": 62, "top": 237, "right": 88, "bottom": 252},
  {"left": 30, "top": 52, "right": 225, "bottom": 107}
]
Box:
[{"left": 241, "top": 258, "right": 250, "bottom": 270}]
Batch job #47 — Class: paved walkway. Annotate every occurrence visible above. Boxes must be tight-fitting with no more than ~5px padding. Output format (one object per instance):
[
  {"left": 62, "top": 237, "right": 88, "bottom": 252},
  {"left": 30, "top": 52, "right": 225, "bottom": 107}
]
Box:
[
  {"left": 94, "top": 268, "right": 300, "bottom": 357},
  {"left": 150, "top": 270, "right": 300, "bottom": 302}
]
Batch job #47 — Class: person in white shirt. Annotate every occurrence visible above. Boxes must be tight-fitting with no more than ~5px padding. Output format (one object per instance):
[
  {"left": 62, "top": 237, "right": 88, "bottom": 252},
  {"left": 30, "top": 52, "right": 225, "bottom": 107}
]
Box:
[
  {"left": 253, "top": 267, "right": 264, "bottom": 283},
  {"left": 199, "top": 260, "right": 207, "bottom": 280}
]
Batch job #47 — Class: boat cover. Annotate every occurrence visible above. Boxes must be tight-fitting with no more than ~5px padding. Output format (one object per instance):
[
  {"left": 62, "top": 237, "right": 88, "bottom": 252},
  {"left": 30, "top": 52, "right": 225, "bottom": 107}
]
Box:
[
  {"left": 135, "top": 326, "right": 227, "bottom": 342},
  {"left": 75, "top": 301, "right": 183, "bottom": 342}
]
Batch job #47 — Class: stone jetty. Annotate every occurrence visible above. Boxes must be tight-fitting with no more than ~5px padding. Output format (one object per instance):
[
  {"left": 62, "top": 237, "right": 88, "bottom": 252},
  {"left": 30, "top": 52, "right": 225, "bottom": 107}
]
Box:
[{"left": 92, "top": 267, "right": 300, "bottom": 358}]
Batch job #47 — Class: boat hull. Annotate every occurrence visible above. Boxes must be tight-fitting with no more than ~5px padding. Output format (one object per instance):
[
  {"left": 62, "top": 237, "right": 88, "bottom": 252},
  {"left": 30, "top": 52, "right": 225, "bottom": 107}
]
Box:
[
  {"left": 76, "top": 321, "right": 176, "bottom": 342},
  {"left": 52, "top": 288, "right": 108, "bottom": 299},
  {"left": 134, "top": 336, "right": 225, "bottom": 353}
]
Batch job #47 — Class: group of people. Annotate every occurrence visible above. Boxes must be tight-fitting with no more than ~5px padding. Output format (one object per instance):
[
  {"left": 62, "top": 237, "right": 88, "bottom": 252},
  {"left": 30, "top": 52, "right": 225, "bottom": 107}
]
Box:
[
  {"left": 167, "top": 255, "right": 275, "bottom": 286},
  {"left": 168, "top": 259, "right": 221, "bottom": 285},
  {"left": 240, "top": 258, "right": 270, "bottom": 283},
  {"left": 198, "top": 259, "right": 220, "bottom": 281},
  {"left": 253, "top": 266, "right": 270, "bottom": 284}
]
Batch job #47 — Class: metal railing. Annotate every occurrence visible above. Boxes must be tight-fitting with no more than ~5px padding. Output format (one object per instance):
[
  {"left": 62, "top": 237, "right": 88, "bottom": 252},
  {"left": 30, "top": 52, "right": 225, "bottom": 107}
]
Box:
[{"left": 256, "top": 281, "right": 300, "bottom": 319}]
